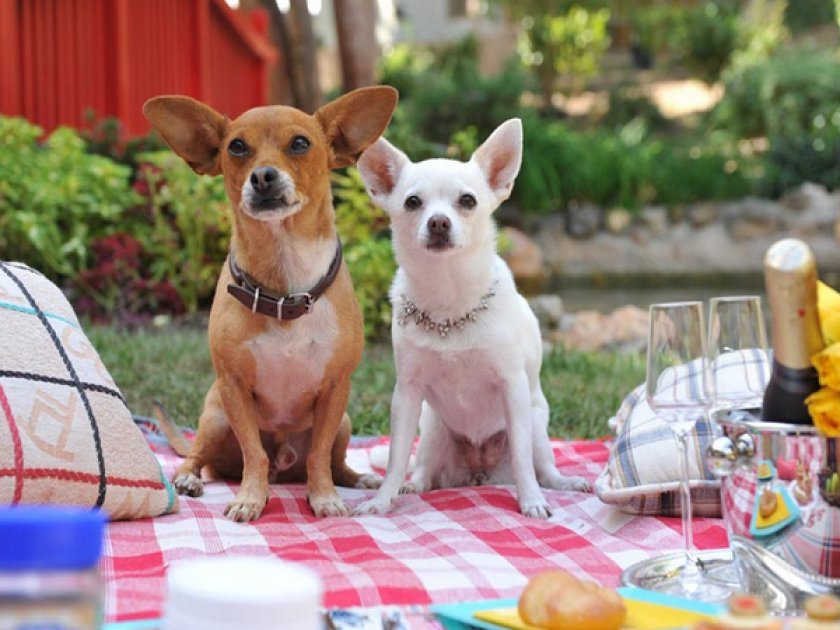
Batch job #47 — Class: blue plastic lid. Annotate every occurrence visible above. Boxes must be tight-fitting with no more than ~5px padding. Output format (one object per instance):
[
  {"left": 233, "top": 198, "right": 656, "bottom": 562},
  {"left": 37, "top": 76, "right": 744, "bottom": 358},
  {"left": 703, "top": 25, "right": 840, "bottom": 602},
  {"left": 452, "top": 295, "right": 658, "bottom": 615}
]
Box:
[{"left": 0, "top": 506, "right": 107, "bottom": 571}]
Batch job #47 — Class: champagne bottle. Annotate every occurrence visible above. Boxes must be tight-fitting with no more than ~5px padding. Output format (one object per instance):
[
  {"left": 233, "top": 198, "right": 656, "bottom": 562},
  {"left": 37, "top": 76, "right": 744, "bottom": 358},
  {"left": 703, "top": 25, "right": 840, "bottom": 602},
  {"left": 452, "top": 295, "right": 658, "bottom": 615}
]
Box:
[{"left": 761, "top": 238, "right": 825, "bottom": 424}]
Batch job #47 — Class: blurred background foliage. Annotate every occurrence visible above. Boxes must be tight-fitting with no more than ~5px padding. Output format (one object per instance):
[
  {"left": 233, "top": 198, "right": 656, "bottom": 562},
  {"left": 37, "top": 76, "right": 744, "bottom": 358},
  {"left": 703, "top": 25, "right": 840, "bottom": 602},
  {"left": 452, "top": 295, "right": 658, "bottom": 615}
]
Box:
[{"left": 3, "top": 0, "right": 840, "bottom": 341}]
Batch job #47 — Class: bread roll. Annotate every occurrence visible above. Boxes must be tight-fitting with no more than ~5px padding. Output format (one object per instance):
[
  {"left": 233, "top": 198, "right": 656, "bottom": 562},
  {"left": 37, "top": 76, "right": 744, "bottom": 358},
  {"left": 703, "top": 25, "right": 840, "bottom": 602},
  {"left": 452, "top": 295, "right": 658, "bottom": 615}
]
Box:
[{"left": 518, "top": 570, "right": 625, "bottom": 630}]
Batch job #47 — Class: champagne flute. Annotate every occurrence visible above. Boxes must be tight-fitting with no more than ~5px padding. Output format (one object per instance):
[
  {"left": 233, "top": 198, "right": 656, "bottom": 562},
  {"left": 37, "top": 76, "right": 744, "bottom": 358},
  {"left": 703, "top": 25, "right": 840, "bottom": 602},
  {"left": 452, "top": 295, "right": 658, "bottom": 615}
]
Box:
[
  {"left": 646, "top": 301, "right": 729, "bottom": 600},
  {"left": 708, "top": 296, "right": 771, "bottom": 414},
  {"left": 705, "top": 296, "right": 770, "bottom": 590}
]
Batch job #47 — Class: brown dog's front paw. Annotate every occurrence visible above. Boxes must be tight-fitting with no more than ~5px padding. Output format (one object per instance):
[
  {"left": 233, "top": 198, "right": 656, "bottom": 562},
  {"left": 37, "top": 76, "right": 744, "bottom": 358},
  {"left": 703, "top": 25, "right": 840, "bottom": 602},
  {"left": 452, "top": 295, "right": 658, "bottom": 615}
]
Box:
[
  {"left": 309, "top": 493, "right": 349, "bottom": 518},
  {"left": 355, "top": 473, "right": 382, "bottom": 490},
  {"left": 173, "top": 473, "right": 204, "bottom": 497},
  {"left": 224, "top": 495, "right": 267, "bottom": 522}
]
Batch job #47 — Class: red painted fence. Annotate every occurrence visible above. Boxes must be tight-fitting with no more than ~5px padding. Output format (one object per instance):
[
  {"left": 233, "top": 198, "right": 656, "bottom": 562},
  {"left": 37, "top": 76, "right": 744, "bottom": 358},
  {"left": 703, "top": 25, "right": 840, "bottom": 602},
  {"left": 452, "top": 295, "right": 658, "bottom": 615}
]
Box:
[{"left": 0, "top": 0, "right": 277, "bottom": 138}]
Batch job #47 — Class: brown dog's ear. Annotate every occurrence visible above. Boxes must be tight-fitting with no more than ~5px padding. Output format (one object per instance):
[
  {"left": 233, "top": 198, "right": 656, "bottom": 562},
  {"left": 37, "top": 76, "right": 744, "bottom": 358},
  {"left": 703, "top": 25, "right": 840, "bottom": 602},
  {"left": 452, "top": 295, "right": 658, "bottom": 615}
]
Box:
[
  {"left": 315, "top": 86, "right": 399, "bottom": 169},
  {"left": 142, "top": 96, "right": 228, "bottom": 176},
  {"left": 357, "top": 137, "right": 409, "bottom": 204}
]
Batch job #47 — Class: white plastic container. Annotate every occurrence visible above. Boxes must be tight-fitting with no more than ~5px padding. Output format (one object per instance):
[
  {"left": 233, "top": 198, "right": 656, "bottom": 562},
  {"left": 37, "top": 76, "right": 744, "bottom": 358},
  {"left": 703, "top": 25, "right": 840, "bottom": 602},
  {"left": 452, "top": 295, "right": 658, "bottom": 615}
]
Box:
[{"left": 163, "top": 556, "right": 322, "bottom": 630}]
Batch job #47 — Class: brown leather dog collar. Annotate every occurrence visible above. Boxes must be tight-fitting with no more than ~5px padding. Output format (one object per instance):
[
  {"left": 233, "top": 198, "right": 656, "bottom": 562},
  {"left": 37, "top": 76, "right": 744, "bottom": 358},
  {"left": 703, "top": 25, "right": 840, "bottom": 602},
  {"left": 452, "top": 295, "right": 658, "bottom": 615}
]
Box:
[{"left": 226, "top": 239, "right": 342, "bottom": 320}]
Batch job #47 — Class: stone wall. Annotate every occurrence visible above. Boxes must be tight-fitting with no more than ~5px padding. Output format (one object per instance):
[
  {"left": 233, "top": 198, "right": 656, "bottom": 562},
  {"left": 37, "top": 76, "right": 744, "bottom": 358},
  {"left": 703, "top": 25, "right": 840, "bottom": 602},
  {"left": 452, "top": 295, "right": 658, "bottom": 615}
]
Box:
[
  {"left": 507, "top": 183, "right": 840, "bottom": 353},
  {"left": 532, "top": 183, "right": 840, "bottom": 279}
]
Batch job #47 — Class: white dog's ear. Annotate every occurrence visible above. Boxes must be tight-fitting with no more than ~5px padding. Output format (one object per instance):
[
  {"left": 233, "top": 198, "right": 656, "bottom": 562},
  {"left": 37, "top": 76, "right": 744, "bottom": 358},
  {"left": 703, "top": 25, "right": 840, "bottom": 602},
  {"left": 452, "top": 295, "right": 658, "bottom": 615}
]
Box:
[
  {"left": 471, "top": 118, "right": 523, "bottom": 201},
  {"left": 357, "top": 137, "right": 410, "bottom": 203}
]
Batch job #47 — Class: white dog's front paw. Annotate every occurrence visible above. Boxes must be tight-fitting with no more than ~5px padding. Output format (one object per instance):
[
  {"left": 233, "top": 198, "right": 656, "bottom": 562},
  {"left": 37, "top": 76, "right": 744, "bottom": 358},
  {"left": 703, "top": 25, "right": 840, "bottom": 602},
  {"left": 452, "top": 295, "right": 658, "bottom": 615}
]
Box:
[
  {"left": 352, "top": 497, "right": 394, "bottom": 516},
  {"left": 519, "top": 498, "right": 553, "bottom": 519},
  {"left": 542, "top": 471, "right": 591, "bottom": 493},
  {"left": 399, "top": 480, "right": 427, "bottom": 495},
  {"left": 355, "top": 473, "right": 382, "bottom": 489},
  {"left": 559, "top": 475, "right": 591, "bottom": 493}
]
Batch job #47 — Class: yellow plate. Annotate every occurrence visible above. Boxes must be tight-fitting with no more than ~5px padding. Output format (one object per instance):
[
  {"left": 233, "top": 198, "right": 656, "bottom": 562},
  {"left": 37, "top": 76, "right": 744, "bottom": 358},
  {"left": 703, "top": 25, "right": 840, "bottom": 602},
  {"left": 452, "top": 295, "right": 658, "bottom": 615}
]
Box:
[{"left": 474, "top": 597, "right": 717, "bottom": 630}]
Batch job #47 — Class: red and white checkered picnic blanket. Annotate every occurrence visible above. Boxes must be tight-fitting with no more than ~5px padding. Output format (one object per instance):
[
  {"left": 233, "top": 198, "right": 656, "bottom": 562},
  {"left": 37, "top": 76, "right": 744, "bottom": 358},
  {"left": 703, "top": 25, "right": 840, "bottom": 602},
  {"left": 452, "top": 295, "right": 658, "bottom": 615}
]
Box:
[{"left": 102, "top": 425, "right": 728, "bottom": 623}]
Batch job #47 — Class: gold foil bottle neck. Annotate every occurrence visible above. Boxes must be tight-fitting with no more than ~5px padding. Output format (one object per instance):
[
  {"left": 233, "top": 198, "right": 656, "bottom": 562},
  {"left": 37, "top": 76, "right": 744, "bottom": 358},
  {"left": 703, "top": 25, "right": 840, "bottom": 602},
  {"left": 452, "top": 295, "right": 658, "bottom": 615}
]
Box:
[{"left": 764, "top": 238, "right": 825, "bottom": 369}]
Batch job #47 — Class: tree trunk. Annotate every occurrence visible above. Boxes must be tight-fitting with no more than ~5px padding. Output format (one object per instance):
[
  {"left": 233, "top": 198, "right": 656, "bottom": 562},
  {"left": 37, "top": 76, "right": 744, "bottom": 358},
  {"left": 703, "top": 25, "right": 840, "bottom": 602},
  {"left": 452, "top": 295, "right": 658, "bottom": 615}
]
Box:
[
  {"left": 333, "top": 0, "right": 378, "bottom": 92},
  {"left": 259, "top": 0, "right": 322, "bottom": 112}
]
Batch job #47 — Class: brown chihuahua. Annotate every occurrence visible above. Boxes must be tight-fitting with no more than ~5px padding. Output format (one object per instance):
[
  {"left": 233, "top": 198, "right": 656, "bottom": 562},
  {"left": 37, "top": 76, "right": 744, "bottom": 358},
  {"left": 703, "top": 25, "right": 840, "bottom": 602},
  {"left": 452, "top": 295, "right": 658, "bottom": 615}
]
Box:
[{"left": 143, "top": 87, "right": 398, "bottom": 521}]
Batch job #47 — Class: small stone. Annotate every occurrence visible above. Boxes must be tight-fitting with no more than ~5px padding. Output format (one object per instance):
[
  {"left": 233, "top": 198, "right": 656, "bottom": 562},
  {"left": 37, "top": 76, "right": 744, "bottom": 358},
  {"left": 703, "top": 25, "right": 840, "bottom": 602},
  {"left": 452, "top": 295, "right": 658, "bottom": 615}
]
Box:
[
  {"left": 687, "top": 202, "right": 718, "bottom": 228},
  {"left": 638, "top": 206, "right": 669, "bottom": 235},
  {"left": 605, "top": 208, "right": 633, "bottom": 235},
  {"left": 500, "top": 226, "right": 546, "bottom": 293},
  {"left": 565, "top": 202, "right": 602, "bottom": 239},
  {"left": 528, "top": 295, "right": 565, "bottom": 332}
]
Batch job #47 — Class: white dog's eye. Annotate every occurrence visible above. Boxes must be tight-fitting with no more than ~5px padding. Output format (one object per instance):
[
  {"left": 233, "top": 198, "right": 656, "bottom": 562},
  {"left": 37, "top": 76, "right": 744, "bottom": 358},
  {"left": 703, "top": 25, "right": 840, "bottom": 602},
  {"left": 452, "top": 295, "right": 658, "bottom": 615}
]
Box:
[
  {"left": 458, "top": 193, "right": 477, "bottom": 210},
  {"left": 404, "top": 195, "right": 423, "bottom": 211}
]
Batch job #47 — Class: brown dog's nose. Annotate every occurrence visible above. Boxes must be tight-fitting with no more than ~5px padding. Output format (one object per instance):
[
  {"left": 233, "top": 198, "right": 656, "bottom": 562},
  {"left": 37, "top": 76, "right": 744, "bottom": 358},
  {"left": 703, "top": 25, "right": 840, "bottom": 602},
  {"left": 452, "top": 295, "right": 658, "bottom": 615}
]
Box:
[
  {"left": 427, "top": 214, "right": 451, "bottom": 235},
  {"left": 250, "top": 166, "right": 279, "bottom": 193}
]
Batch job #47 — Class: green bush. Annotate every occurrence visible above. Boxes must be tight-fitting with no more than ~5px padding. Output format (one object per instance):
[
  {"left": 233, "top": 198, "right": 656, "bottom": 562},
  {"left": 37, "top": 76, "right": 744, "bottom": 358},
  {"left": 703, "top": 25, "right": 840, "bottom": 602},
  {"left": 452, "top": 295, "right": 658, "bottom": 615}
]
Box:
[
  {"left": 134, "top": 151, "right": 231, "bottom": 313},
  {"left": 714, "top": 48, "right": 840, "bottom": 139},
  {"left": 376, "top": 43, "right": 434, "bottom": 102},
  {"left": 601, "top": 88, "right": 670, "bottom": 132},
  {"left": 0, "top": 116, "right": 138, "bottom": 278},
  {"left": 785, "top": 0, "right": 836, "bottom": 33},
  {"left": 652, "top": 141, "right": 751, "bottom": 206},
  {"left": 80, "top": 111, "right": 166, "bottom": 171},
  {"left": 713, "top": 47, "right": 840, "bottom": 194},
  {"left": 628, "top": 5, "right": 690, "bottom": 61},
  {"left": 333, "top": 167, "right": 396, "bottom": 341},
  {"left": 383, "top": 107, "right": 445, "bottom": 162},
  {"left": 761, "top": 128, "right": 840, "bottom": 196},
  {"left": 518, "top": 115, "right": 660, "bottom": 212},
  {"left": 675, "top": 2, "right": 742, "bottom": 83},
  {"left": 401, "top": 58, "right": 530, "bottom": 146},
  {"left": 378, "top": 34, "right": 529, "bottom": 147},
  {"left": 516, "top": 114, "right": 750, "bottom": 212},
  {"left": 517, "top": 6, "right": 611, "bottom": 102}
]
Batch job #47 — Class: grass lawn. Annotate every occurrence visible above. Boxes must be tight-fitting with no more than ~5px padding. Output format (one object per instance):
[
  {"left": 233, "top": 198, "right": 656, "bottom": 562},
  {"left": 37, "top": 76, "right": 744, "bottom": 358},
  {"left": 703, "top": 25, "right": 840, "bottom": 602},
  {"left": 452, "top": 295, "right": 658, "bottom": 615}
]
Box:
[{"left": 88, "top": 323, "right": 645, "bottom": 440}]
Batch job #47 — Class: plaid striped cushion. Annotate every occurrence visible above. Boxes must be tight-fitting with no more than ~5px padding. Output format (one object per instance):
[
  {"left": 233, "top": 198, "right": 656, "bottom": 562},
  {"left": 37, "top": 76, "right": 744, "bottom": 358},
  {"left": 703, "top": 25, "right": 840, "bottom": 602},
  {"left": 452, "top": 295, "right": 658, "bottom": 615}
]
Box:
[
  {"left": 0, "top": 262, "right": 178, "bottom": 519},
  {"left": 595, "top": 350, "right": 769, "bottom": 517}
]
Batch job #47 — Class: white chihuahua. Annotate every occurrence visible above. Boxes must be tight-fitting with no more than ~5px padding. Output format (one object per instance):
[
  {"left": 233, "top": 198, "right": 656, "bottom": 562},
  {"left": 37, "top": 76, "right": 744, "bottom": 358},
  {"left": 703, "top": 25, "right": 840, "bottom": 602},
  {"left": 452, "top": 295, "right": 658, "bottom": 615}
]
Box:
[{"left": 353, "top": 119, "right": 589, "bottom": 519}]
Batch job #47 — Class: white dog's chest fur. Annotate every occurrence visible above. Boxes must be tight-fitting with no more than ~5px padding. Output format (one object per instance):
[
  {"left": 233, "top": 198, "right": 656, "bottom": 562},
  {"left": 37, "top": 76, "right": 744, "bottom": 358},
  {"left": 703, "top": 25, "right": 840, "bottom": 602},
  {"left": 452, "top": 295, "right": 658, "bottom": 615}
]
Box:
[
  {"left": 412, "top": 347, "right": 510, "bottom": 442},
  {"left": 247, "top": 299, "right": 338, "bottom": 430}
]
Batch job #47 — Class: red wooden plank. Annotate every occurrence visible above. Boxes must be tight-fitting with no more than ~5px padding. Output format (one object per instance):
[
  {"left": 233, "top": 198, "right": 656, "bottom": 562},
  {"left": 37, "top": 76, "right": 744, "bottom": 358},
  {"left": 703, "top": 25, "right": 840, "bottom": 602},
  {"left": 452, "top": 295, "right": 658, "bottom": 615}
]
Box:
[
  {"left": 102, "top": 0, "right": 118, "bottom": 119},
  {"left": 195, "top": 0, "right": 211, "bottom": 102},
  {"left": 21, "top": 0, "right": 34, "bottom": 121},
  {"left": 33, "top": 0, "right": 46, "bottom": 129},
  {"left": 44, "top": 0, "right": 57, "bottom": 132},
  {"left": 111, "top": 0, "right": 131, "bottom": 130},
  {"left": 0, "top": 0, "right": 22, "bottom": 116}
]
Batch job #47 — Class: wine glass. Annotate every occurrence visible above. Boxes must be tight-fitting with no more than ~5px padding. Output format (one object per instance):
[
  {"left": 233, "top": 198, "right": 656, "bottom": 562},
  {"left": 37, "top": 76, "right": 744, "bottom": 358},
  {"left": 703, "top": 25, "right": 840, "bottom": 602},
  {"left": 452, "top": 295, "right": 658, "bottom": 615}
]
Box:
[
  {"left": 708, "top": 295, "right": 771, "bottom": 414},
  {"left": 646, "top": 301, "right": 729, "bottom": 600},
  {"left": 706, "top": 296, "right": 771, "bottom": 587}
]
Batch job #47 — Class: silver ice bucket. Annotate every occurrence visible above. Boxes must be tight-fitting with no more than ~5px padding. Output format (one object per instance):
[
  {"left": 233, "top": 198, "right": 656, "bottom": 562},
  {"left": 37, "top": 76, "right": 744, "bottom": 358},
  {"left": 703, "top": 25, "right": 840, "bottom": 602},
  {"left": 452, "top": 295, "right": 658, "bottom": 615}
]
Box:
[{"left": 710, "top": 409, "right": 840, "bottom": 612}]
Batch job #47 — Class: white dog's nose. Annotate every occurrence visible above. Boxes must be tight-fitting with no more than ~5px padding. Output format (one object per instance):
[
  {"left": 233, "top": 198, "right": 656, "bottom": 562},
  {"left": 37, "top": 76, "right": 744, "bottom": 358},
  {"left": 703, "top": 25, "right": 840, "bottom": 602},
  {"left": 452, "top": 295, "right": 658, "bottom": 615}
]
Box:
[{"left": 427, "top": 214, "right": 451, "bottom": 235}]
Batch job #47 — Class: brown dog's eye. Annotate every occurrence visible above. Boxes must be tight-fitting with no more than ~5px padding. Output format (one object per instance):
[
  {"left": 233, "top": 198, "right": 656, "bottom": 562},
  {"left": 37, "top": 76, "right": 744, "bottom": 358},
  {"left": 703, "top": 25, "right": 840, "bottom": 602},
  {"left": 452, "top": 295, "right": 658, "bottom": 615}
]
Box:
[
  {"left": 458, "top": 193, "right": 477, "bottom": 209},
  {"left": 289, "top": 135, "right": 310, "bottom": 155},
  {"left": 228, "top": 138, "right": 249, "bottom": 157},
  {"left": 404, "top": 195, "right": 422, "bottom": 211}
]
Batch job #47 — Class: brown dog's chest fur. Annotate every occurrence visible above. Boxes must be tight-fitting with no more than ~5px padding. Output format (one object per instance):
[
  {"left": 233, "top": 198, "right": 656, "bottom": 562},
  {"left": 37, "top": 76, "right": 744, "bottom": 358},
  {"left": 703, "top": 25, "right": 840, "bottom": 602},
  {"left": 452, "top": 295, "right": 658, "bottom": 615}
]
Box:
[{"left": 209, "top": 252, "right": 362, "bottom": 435}]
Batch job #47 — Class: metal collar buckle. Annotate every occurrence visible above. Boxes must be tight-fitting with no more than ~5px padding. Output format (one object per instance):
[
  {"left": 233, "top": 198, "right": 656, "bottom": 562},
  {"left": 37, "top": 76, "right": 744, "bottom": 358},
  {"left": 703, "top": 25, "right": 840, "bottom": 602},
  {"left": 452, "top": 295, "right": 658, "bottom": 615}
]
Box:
[{"left": 279, "top": 292, "right": 313, "bottom": 319}]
